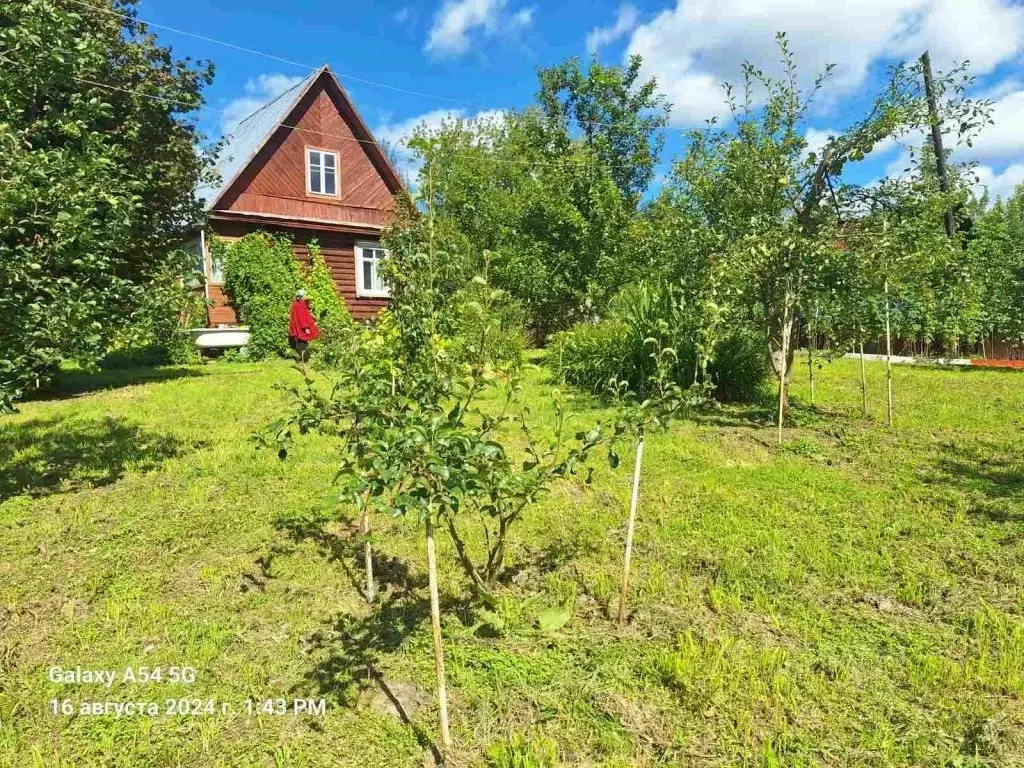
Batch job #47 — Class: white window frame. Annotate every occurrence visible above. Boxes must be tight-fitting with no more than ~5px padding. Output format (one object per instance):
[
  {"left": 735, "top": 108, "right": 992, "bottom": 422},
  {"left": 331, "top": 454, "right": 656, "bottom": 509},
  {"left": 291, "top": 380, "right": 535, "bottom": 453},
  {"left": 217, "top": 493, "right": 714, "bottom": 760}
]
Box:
[
  {"left": 355, "top": 241, "right": 390, "bottom": 298},
  {"left": 306, "top": 147, "right": 339, "bottom": 197},
  {"left": 183, "top": 236, "right": 204, "bottom": 277}
]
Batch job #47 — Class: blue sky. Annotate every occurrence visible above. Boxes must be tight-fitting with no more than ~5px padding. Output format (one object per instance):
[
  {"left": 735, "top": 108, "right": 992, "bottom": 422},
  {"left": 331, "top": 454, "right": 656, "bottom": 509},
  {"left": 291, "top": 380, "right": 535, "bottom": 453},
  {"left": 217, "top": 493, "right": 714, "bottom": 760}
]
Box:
[{"left": 135, "top": 0, "right": 1024, "bottom": 199}]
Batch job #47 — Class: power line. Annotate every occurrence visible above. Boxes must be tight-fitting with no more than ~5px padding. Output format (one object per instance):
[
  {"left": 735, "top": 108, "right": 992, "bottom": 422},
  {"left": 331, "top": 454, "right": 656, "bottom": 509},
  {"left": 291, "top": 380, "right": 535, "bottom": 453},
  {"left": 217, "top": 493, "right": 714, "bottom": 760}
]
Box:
[
  {"left": 64, "top": 0, "right": 465, "bottom": 104},
  {"left": 64, "top": 0, "right": 652, "bottom": 134},
  {"left": 0, "top": 52, "right": 643, "bottom": 171}
]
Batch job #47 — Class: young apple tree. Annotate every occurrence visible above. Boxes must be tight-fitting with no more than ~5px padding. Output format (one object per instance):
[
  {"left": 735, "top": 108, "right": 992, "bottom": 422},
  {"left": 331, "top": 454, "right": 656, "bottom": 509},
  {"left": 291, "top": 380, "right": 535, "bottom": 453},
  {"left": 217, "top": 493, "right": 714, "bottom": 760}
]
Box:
[
  {"left": 609, "top": 340, "right": 689, "bottom": 628},
  {"left": 266, "top": 165, "right": 630, "bottom": 755},
  {"left": 844, "top": 176, "right": 960, "bottom": 427},
  {"left": 671, "top": 33, "right": 988, "bottom": 439}
]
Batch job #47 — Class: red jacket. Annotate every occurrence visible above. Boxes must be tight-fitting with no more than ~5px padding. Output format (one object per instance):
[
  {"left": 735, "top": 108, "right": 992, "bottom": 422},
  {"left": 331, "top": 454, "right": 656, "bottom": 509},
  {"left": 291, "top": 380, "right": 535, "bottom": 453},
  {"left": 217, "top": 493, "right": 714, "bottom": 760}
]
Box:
[{"left": 288, "top": 299, "right": 319, "bottom": 342}]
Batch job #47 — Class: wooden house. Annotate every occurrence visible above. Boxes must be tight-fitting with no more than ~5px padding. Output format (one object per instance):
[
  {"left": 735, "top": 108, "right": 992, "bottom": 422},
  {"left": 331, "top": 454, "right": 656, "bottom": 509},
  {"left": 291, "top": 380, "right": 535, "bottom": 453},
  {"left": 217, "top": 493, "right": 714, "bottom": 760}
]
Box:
[{"left": 185, "top": 65, "right": 405, "bottom": 341}]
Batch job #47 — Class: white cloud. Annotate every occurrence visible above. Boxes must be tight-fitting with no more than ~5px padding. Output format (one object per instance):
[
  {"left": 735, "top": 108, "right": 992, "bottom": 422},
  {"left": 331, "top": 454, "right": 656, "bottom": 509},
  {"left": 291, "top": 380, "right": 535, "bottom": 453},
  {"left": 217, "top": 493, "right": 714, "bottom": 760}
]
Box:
[
  {"left": 394, "top": 6, "right": 412, "bottom": 23},
  {"left": 374, "top": 108, "right": 506, "bottom": 178},
  {"left": 220, "top": 73, "right": 305, "bottom": 135},
  {"left": 624, "top": 0, "right": 1024, "bottom": 127},
  {"left": 425, "top": 0, "right": 534, "bottom": 57},
  {"left": 974, "top": 163, "right": 1024, "bottom": 201},
  {"left": 886, "top": 0, "right": 1024, "bottom": 74},
  {"left": 979, "top": 78, "right": 1023, "bottom": 100},
  {"left": 803, "top": 127, "right": 837, "bottom": 159},
  {"left": 586, "top": 4, "right": 639, "bottom": 54},
  {"left": 512, "top": 7, "right": 533, "bottom": 27},
  {"left": 958, "top": 85, "right": 1024, "bottom": 163}
]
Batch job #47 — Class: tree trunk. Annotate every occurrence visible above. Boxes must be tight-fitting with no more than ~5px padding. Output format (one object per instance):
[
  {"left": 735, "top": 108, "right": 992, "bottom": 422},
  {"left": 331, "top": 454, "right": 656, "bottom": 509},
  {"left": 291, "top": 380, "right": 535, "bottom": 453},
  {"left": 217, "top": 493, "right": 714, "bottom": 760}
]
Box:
[
  {"left": 921, "top": 50, "right": 956, "bottom": 239},
  {"left": 617, "top": 436, "right": 644, "bottom": 629},
  {"left": 425, "top": 510, "right": 452, "bottom": 753},
  {"left": 884, "top": 280, "right": 894, "bottom": 428},
  {"left": 765, "top": 296, "right": 794, "bottom": 448},
  {"left": 443, "top": 513, "right": 493, "bottom": 602},
  {"left": 359, "top": 495, "right": 375, "bottom": 604},
  {"left": 770, "top": 299, "right": 792, "bottom": 445},
  {"left": 859, "top": 341, "right": 868, "bottom": 418},
  {"left": 808, "top": 318, "right": 815, "bottom": 407}
]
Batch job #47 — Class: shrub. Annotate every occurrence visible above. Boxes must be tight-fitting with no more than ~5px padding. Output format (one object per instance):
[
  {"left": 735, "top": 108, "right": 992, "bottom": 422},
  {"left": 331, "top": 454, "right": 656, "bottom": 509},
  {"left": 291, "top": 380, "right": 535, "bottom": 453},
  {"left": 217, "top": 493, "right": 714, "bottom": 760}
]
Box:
[
  {"left": 303, "top": 241, "right": 355, "bottom": 367},
  {"left": 102, "top": 248, "right": 206, "bottom": 367},
  {"left": 217, "top": 233, "right": 302, "bottom": 359},
  {"left": 451, "top": 275, "right": 527, "bottom": 373},
  {"left": 550, "top": 282, "right": 769, "bottom": 403},
  {"left": 708, "top": 328, "right": 771, "bottom": 403}
]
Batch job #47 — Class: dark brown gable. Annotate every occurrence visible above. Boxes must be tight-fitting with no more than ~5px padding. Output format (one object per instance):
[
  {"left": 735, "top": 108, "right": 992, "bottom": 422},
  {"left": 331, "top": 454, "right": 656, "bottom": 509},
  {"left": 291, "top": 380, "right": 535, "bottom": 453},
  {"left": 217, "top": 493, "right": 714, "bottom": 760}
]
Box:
[{"left": 215, "top": 70, "right": 402, "bottom": 230}]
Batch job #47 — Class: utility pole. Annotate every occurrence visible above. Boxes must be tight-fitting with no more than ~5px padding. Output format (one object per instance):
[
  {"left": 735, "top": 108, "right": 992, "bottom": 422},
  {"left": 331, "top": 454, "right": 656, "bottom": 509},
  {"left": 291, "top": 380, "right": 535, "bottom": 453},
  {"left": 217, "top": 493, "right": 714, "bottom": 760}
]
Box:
[{"left": 920, "top": 50, "right": 955, "bottom": 238}]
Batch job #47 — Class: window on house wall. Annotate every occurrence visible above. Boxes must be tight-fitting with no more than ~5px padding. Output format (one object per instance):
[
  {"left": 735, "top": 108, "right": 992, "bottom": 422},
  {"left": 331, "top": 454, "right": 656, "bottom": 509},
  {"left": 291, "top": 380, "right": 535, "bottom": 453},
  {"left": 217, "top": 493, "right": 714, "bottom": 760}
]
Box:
[
  {"left": 355, "top": 242, "right": 389, "bottom": 298},
  {"left": 209, "top": 251, "right": 224, "bottom": 284},
  {"left": 307, "top": 148, "right": 338, "bottom": 196},
  {"left": 184, "top": 239, "right": 204, "bottom": 276}
]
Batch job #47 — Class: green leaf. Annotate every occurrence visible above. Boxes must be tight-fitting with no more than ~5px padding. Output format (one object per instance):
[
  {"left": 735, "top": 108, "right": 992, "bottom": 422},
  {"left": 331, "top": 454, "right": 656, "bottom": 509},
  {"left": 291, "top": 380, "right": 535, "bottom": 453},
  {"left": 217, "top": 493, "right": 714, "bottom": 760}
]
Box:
[{"left": 536, "top": 605, "right": 572, "bottom": 633}]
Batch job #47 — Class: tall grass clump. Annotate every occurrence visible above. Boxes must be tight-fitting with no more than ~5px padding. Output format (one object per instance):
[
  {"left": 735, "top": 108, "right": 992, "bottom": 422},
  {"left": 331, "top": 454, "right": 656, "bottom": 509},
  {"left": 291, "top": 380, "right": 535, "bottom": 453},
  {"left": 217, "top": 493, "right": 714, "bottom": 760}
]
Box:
[{"left": 550, "top": 282, "right": 769, "bottom": 402}]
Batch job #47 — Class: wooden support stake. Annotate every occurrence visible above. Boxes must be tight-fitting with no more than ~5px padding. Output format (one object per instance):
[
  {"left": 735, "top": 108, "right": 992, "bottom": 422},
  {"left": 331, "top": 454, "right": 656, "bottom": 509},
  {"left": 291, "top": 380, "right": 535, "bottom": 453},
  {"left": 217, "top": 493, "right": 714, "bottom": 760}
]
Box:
[
  {"left": 808, "top": 312, "right": 816, "bottom": 407},
  {"left": 884, "top": 279, "right": 894, "bottom": 428},
  {"left": 617, "top": 437, "right": 645, "bottom": 629},
  {"left": 859, "top": 341, "right": 868, "bottom": 418},
  {"left": 425, "top": 510, "right": 452, "bottom": 753}
]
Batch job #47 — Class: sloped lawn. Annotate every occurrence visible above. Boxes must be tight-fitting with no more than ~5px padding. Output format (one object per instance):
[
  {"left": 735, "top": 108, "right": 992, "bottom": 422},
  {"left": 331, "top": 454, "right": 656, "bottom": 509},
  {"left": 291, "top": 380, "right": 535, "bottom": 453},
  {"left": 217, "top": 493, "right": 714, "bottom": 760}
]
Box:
[{"left": 2, "top": 356, "right": 1023, "bottom": 767}]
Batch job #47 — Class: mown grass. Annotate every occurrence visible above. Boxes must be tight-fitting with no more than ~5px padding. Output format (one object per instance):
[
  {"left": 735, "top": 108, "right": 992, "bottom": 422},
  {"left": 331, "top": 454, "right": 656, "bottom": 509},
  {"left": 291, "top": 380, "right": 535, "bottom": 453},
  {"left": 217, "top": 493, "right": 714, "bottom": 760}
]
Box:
[{"left": 1, "top": 354, "right": 1023, "bottom": 766}]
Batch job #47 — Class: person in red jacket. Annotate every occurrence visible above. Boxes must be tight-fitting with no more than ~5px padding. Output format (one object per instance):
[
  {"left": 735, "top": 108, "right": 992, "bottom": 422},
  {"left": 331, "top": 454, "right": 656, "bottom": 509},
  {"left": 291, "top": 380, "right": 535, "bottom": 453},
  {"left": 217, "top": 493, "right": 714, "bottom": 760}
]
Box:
[{"left": 288, "top": 289, "right": 319, "bottom": 361}]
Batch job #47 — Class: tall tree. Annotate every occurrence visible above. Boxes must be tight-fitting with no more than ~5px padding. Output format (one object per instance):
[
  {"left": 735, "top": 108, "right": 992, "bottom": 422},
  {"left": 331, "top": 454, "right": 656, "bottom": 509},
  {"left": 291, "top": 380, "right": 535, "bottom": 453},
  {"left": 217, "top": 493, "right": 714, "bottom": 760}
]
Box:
[
  {"left": 536, "top": 55, "right": 669, "bottom": 205},
  {"left": 671, "top": 33, "right": 988, "bottom": 431},
  {"left": 969, "top": 187, "right": 1024, "bottom": 354},
  {"left": 411, "top": 109, "right": 636, "bottom": 336},
  {"left": 0, "top": 0, "right": 213, "bottom": 410}
]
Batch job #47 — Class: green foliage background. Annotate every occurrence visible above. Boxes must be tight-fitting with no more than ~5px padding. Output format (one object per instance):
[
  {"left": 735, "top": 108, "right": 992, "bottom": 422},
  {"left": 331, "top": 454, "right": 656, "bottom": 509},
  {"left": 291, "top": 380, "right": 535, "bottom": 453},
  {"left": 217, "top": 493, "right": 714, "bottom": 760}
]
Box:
[
  {"left": 0, "top": 0, "right": 214, "bottom": 409},
  {"left": 104, "top": 248, "right": 208, "bottom": 367}
]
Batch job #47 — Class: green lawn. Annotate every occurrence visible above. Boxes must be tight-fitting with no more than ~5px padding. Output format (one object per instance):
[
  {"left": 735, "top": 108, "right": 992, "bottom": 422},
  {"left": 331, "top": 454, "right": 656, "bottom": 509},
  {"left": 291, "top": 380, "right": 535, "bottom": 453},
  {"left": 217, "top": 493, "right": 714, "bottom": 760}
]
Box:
[{"left": 2, "top": 355, "right": 1023, "bottom": 767}]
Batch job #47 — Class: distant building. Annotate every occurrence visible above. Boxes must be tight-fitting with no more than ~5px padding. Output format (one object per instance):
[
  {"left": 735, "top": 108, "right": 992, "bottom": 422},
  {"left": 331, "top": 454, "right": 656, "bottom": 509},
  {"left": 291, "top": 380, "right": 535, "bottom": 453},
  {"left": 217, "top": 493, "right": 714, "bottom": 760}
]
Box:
[{"left": 185, "top": 64, "right": 405, "bottom": 338}]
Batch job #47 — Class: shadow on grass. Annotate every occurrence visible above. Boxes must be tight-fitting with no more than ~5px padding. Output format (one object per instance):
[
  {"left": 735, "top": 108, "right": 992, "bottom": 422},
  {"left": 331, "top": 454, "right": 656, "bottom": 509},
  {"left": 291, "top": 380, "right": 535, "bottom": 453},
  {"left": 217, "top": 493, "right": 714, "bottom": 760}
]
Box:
[
  {"left": 499, "top": 537, "right": 590, "bottom": 590},
  {"left": 276, "top": 510, "right": 417, "bottom": 603},
  {"left": 27, "top": 366, "right": 204, "bottom": 401},
  {"left": 301, "top": 597, "right": 443, "bottom": 762},
  {"left": 929, "top": 441, "right": 1024, "bottom": 521},
  {"left": 690, "top": 401, "right": 776, "bottom": 429},
  {"left": 276, "top": 508, "right": 478, "bottom": 764},
  {"left": 0, "top": 415, "right": 197, "bottom": 502}
]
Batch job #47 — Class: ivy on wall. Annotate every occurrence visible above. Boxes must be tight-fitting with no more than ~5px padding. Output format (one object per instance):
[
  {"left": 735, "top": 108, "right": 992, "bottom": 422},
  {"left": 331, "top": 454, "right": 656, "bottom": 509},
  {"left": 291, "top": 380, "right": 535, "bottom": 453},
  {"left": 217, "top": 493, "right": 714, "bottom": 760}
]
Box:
[{"left": 214, "top": 232, "right": 353, "bottom": 362}]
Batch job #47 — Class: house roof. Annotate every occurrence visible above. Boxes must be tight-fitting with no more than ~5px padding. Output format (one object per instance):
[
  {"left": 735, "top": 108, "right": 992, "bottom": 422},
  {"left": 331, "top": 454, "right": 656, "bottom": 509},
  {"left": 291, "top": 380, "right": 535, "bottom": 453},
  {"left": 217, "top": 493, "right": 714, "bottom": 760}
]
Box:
[{"left": 199, "top": 65, "right": 404, "bottom": 210}]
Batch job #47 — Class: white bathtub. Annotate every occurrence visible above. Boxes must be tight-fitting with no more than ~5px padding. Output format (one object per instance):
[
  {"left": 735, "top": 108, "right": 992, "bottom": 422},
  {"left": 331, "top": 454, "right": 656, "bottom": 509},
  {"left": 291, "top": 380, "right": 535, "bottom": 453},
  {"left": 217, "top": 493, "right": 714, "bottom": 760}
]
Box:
[{"left": 189, "top": 326, "right": 251, "bottom": 349}]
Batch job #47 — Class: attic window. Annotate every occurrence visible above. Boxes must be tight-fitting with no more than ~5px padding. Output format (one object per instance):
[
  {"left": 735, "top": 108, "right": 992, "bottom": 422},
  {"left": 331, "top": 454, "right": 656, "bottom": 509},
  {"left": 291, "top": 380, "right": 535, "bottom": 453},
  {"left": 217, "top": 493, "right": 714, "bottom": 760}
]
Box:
[{"left": 307, "top": 148, "right": 338, "bottom": 197}]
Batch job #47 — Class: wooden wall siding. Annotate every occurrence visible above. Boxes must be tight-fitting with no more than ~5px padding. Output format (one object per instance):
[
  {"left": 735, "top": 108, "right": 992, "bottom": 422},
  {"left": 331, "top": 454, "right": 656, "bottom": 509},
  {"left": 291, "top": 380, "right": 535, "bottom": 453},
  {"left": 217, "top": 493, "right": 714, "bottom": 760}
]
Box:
[
  {"left": 206, "top": 284, "right": 238, "bottom": 326},
  {"left": 224, "top": 193, "right": 388, "bottom": 227},
  {"left": 208, "top": 220, "right": 387, "bottom": 324},
  {"left": 217, "top": 84, "right": 397, "bottom": 226},
  {"left": 292, "top": 240, "right": 388, "bottom": 322}
]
